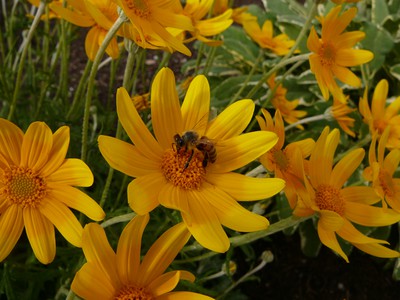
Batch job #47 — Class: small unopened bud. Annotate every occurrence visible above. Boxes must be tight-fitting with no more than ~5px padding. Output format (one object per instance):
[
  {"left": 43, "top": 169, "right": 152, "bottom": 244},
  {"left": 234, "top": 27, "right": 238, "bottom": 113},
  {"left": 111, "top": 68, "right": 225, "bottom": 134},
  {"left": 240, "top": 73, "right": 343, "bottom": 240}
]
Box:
[
  {"left": 222, "top": 261, "right": 237, "bottom": 276},
  {"left": 261, "top": 250, "right": 274, "bottom": 264}
]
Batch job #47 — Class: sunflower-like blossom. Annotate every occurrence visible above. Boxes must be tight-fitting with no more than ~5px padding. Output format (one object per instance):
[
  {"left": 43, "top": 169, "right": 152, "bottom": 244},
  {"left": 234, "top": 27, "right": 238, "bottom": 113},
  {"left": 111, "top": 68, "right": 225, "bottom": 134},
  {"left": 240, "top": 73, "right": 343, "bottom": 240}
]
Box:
[
  {"left": 359, "top": 79, "right": 400, "bottom": 149},
  {"left": 307, "top": 5, "right": 373, "bottom": 101},
  {"left": 183, "top": 0, "right": 233, "bottom": 46},
  {"left": 363, "top": 127, "right": 400, "bottom": 213},
  {"left": 98, "top": 67, "right": 285, "bottom": 253},
  {"left": 50, "top": 0, "right": 121, "bottom": 61},
  {"left": 256, "top": 109, "right": 314, "bottom": 209},
  {"left": 0, "top": 120, "right": 105, "bottom": 264},
  {"left": 294, "top": 127, "right": 400, "bottom": 262},
  {"left": 267, "top": 73, "right": 307, "bottom": 127},
  {"left": 115, "top": 0, "right": 193, "bottom": 56},
  {"left": 243, "top": 19, "right": 295, "bottom": 56},
  {"left": 72, "top": 214, "right": 213, "bottom": 300},
  {"left": 328, "top": 96, "right": 356, "bottom": 137}
]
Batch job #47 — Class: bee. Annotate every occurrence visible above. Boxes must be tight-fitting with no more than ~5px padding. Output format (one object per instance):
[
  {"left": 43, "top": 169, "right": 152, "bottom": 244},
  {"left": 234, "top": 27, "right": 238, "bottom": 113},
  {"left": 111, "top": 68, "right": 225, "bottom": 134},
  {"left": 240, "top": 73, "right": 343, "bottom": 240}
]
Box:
[{"left": 174, "top": 130, "right": 217, "bottom": 170}]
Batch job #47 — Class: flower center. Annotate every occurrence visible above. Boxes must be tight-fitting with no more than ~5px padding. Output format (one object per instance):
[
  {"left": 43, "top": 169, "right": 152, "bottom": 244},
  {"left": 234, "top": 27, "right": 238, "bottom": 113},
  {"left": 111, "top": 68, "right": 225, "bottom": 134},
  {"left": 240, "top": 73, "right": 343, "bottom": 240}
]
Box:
[
  {"left": 123, "top": 0, "right": 150, "bottom": 18},
  {"left": 2, "top": 166, "right": 46, "bottom": 208},
  {"left": 272, "top": 149, "right": 290, "bottom": 172},
  {"left": 314, "top": 184, "right": 345, "bottom": 215},
  {"left": 161, "top": 149, "right": 206, "bottom": 190},
  {"left": 378, "top": 169, "right": 395, "bottom": 197},
  {"left": 319, "top": 42, "right": 336, "bottom": 66},
  {"left": 114, "top": 285, "right": 153, "bottom": 300},
  {"left": 373, "top": 119, "right": 387, "bottom": 135}
]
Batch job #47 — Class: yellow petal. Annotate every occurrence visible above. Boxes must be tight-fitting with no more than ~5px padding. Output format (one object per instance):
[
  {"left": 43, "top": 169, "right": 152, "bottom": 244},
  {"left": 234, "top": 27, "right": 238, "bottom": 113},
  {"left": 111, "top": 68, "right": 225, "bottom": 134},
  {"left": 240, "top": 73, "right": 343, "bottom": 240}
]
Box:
[
  {"left": 85, "top": 26, "right": 100, "bottom": 61},
  {"left": 319, "top": 210, "right": 344, "bottom": 231},
  {"left": 331, "top": 65, "right": 361, "bottom": 87},
  {"left": 183, "top": 191, "right": 230, "bottom": 253},
  {"left": 116, "top": 214, "right": 149, "bottom": 285},
  {"left": 81, "top": 223, "right": 119, "bottom": 287},
  {"left": 208, "top": 131, "right": 278, "bottom": 173},
  {"left": 39, "top": 126, "right": 70, "bottom": 177},
  {"left": 206, "top": 172, "right": 284, "bottom": 201},
  {"left": 0, "top": 205, "right": 24, "bottom": 262},
  {"left": 202, "top": 182, "right": 269, "bottom": 232},
  {"left": 39, "top": 197, "right": 83, "bottom": 247},
  {"left": 48, "top": 184, "right": 105, "bottom": 221},
  {"left": 117, "top": 87, "right": 163, "bottom": 160},
  {"left": 138, "top": 222, "right": 191, "bottom": 286},
  {"left": 127, "top": 173, "right": 166, "bottom": 215},
  {"left": 336, "top": 49, "right": 374, "bottom": 67},
  {"left": 345, "top": 202, "right": 400, "bottom": 226},
  {"left": 98, "top": 135, "right": 160, "bottom": 178},
  {"left": 341, "top": 186, "right": 380, "bottom": 205},
  {"left": 307, "top": 26, "right": 320, "bottom": 53},
  {"left": 317, "top": 221, "right": 348, "bottom": 262},
  {"left": 384, "top": 149, "right": 400, "bottom": 176},
  {"left": 20, "top": 122, "right": 53, "bottom": 171},
  {"left": 337, "top": 218, "right": 388, "bottom": 244},
  {"left": 371, "top": 79, "right": 388, "bottom": 119},
  {"left": 47, "top": 158, "right": 94, "bottom": 187},
  {"left": 353, "top": 243, "right": 400, "bottom": 258},
  {"left": 23, "top": 207, "right": 55, "bottom": 264},
  {"left": 335, "top": 31, "right": 365, "bottom": 49},
  {"left": 151, "top": 68, "right": 183, "bottom": 149},
  {"left": 181, "top": 75, "right": 210, "bottom": 136},
  {"left": 330, "top": 148, "right": 364, "bottom": 188},
  {"left": 71, "top": 263, "right": 117, "bottom": 300},
  {"left": 147, "top": 271, "right": 180, "bottom": 297},
  {"left": 0, "top": 118, "right": 23, "bottom": 167},
  {"left": 84, "top": 0, "right": 114, "bottom": 29},
  {"left": 49, "top": 3, "right": 94, "bottom": 27},
  {"left": 206, "top": 100, "right": 254, "bottom": 140},
  {"left": 158, "top": 184, "right": 190, "bottom": 217}
]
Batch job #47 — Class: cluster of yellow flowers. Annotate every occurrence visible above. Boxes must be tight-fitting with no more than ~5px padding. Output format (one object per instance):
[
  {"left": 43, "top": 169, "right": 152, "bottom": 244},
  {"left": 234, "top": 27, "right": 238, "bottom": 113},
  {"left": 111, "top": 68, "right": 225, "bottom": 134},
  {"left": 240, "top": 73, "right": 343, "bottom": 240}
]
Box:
[{"left": 2, "top": 0, "right": 400, "bottom": 299}]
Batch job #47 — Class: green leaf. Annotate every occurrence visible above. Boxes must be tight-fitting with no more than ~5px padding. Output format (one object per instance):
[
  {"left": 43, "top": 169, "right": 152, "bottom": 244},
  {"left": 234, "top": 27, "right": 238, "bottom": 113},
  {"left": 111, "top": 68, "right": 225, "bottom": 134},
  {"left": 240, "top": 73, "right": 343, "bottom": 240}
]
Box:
[
  {"left": 389, "top": 64, "right": 400, "bottom": 81},
  {"left": 299, "top": 219, "right": 322, "bottom": 258},
  {"left": 372, "top": 0, "right": 390, "bottom": 25}
]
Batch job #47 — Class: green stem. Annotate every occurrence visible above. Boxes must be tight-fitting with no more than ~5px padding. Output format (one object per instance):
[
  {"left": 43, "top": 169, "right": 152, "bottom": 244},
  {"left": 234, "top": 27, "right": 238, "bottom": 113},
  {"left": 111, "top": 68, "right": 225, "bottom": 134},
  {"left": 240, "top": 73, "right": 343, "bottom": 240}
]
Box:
[
  {"left": 66, "top": 60, "right": 93, "bottom": 120},
  {"left": 202, "top": 40, "right": 219, "bottom": 75},
  {"left": 7, "top": 1, "right": 45, "bottom": 121},
  {"left": 230, "top": 49, "right": 264, "bottom": 104},
  {"left": 194, "top": 42, "right": 205, "bottom": 75},
  {"left": 81, "top": 14, "right": 126, "bottom": 162},
  {"left": 284, "top": 113, "right": 327, "bottom": 131},
  {"left": 155, "top": 51, "right": 172, "bottom": 74}
]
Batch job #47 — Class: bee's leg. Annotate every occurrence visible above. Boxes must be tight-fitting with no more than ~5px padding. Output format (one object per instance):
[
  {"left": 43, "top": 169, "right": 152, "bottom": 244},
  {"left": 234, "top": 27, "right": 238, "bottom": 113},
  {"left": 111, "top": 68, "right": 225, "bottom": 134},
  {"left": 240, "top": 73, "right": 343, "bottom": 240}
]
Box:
[{"left": 183, "top": 149, "right": 194, "bottom": 170}]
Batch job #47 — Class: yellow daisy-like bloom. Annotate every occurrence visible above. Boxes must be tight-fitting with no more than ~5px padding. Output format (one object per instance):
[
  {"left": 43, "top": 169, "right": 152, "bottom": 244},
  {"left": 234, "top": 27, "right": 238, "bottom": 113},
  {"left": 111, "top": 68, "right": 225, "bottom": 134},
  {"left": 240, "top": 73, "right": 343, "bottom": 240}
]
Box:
[
  {"left": 256, "top": 109, "right": 314, "bottom": 209},
  {"left": 114, "top": 0, "right": 193, "bottom": 56},
  {"left": 72, "top": 214, "right": 213, "bottom": 300},
  {"left": 183, "top": 0, "right": 233, "bottom": 46},
  {"left": 267, "top": 73, "right": 307, "bottom": 127},
  {"left": 0, "top": 120, "right": 105, "bottom": 264},
  {"left": 307, "top": 5, "right": 374, "bottom": 101},
  {"left": 98, "top": 67, "right": 285, "bottom": 253},
  {"left": 132, "top": 92, "right": 151, "bottom": 112},
  {"left": 359, "top": 79, "right": 400, "bottom": 149},
  {"left": 294, "top": 127, "right": 400, "bottom": 262},
  {"left": 328, "top": 96, "right": 356, "bottom": 137},
  {"left": 50, "top": 0, "right": 120, "bottom": 61},
  {"left": 243, "top": 19, "right": 295, "bottom": 56},
  {"left": 363, "top": 127, "right": 400, "bottom": 212}
]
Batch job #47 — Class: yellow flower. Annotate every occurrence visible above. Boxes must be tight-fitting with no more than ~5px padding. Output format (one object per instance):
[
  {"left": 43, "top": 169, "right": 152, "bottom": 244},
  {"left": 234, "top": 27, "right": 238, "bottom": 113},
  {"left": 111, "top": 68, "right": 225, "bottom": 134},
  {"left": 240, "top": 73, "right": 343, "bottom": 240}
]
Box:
[
  {"left": 243, "top": 19, "right": 295, "bottom": 56},
  {"left": 71, "top": 214, "right": 213, "bottom": 300},
  {"left": 50, "top": 0, "right": 120, "bottom": 61},
  {"left": 363, "top": 127, "right": 400, "bottom": 212},
  {"left": 132, "top": 92, "right": 150, "bottom": 111},
  {"left": 294, "top": 127, "right": 400, "bottom": 262},
  {"left": 98, "top": 67, "right": 285, "bottom": 253},
  {"left": 307, "top": 5, "right": 373, "bottom": 101},
  {"left": 256, "top": 109, "right": 314, "bottom": 209},
  {"left": 359, "top": 79, "right": 400, "bottom": 149},
  {"left": 183, "top": 0, "right": 233, "bottom": 46},
  {"left": 329, "top": 96, "right": 356, "bottom": 137},
  {"left": 0, "top": 120, "right": 105, "bottom": 264},
  {"left": 267, "top": 73, "right": 307, "bottom": 126},
  {"left": 114, "top": 0, "right": 193, "bottom": 56}
]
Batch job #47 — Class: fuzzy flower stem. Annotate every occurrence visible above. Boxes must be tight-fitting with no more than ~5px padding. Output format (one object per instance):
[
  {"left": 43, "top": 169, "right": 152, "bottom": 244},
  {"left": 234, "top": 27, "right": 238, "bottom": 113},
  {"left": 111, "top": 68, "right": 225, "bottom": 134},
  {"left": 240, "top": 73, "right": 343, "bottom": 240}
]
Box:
[
  {"left": 7, "top": 1, "right": 45, "bottom": 121},
  {"left": 81, "top": 14, "right": 126, "bottom": 162},
  {"left": 284, "top": 113, "right": 327, "bottom": 131},
  {"left": 230, "top": 49, "right": 265, "bottom": 104}
]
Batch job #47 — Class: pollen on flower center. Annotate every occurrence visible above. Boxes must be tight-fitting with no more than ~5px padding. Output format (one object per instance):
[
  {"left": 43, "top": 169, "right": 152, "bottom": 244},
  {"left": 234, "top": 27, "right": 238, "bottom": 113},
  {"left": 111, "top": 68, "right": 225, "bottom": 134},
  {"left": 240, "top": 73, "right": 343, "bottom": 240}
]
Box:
[
  {"left": 272, "top": 149, "right": 290, "bottom": 171},
  {"left": 161, "top": 149, "right": 206, "bottom": 190},
  {"left": 319, "top": 42, "right": 336, "bottom": 66},
  {"left": 124, "top": 0, "right": 150, "bottom": 18},
  {"left": 2, "top": 166, "right": 46, "bottom": 208},
  {"left": 114, "top": 285, "right": 153, "bottom": 300},
  {"left": 315, "top": 184, "right": 345, "bottom": 215}
]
